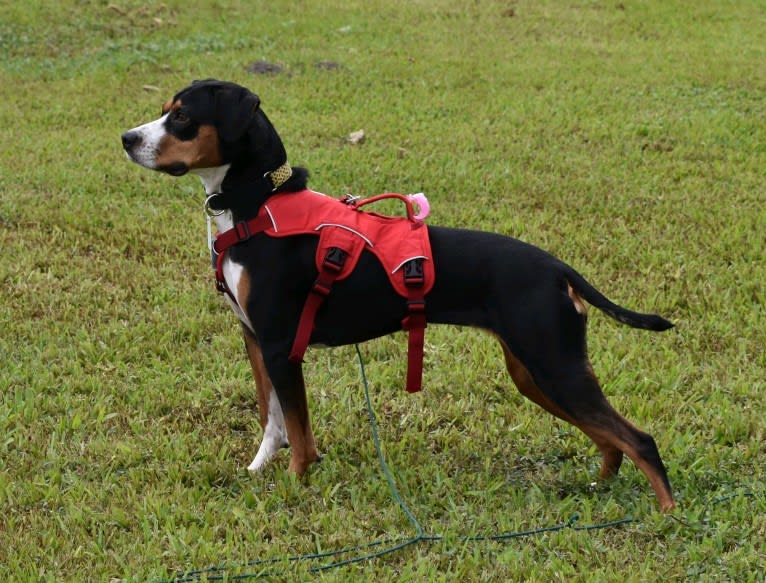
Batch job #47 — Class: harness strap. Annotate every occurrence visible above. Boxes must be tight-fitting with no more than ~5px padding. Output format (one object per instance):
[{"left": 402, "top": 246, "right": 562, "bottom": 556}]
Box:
[
  {"left": 401, "top": 258, "right": 426, "bottom": 393},
  {"left": 213, "top": 214, "right": 273, "bottom": 256},
  {"left": 213, "top": 214, "right": 273, "bottom": 302},
  {"left": 289, "top": 247, "right": 348, "bottom": 363},
  {"left": 215, "top": 251, "right": 237, "bottom": 303}
]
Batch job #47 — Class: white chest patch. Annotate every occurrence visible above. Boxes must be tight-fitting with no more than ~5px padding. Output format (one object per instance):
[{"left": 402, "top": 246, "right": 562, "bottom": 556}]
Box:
[
  {"left": 214, "top": 210, "right": 255, "bottom": 332},
  {"left": 191, "top": 165, "right": 255, "bottom": 331},
  {"left": 222, "top": 256, "right": 255, "bottom": 332}
]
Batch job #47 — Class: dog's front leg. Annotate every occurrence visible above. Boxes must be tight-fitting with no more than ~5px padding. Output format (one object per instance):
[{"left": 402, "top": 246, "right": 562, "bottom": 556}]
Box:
[
  {"left": 262, "top": 349, "right": 320, "bottom": 476},
  {"left": 242, "top": 328, "right": 288, "bottom": 472}
]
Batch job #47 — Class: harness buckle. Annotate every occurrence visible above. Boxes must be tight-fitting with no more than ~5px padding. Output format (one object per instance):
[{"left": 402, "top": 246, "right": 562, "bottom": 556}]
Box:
[
  {"left": 215, "top": 277, "right": 228, "bottom": 294},
  {"left": 323, "top": 247, "right": 347, "bottom": 272},
  {"left": 311, "top": 280, "right": 333, "bottom": 297},
  {"left": 234, "top": 220, "right": 251, "bottom": 242},
  {"left": 403, "top": 258, "right": 425, "bottom": 287}
]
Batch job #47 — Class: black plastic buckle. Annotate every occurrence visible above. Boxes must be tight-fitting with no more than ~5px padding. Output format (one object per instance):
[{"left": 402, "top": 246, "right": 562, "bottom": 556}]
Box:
[
  {"left": 323, "top": 247, "right": 347, "bottom": 272},
  {"left": 403, "top": 258, "right": 424, "bottom": 287}
]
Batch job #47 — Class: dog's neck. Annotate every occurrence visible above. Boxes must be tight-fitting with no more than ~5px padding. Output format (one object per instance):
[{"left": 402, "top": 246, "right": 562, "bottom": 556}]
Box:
[
  {"left": 193, "top": 165, "right": 232, "bottom": 196},
  {"left": 192, "top": 164, "right": 235, "bottom": 232},
  {"left": 194, "top": 161, "right": 310, "bottom": 223}
]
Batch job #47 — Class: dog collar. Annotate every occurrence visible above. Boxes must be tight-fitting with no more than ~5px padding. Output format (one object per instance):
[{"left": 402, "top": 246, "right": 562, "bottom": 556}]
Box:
[
  {"left": 205, "top": 162, "right": 293, "bottom": 215},
  {"left": 266, "top": 162, "right": 292, "bottom": 191}
]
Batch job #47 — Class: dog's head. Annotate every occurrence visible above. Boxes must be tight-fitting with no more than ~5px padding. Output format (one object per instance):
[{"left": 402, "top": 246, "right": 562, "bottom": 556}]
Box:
[{"left": 121, "top": 79, "right": 287, "bottom": 177}]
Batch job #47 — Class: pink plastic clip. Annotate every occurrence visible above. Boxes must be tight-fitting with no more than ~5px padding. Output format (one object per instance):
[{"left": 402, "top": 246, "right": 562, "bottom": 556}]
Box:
[{"left": 408, "top": 193, "right": 430, "bottom": 221}]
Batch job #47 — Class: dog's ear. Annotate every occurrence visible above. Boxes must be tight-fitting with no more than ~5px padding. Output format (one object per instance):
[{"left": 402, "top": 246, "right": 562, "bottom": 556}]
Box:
[{"left": 215, "top": 86, "right": 261, "bottom": 143}]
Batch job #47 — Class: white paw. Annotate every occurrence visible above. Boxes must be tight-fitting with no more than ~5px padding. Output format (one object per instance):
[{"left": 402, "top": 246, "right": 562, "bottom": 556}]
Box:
[
  {"left": 247, "top": 430, "right": 288, "bottom": 473},
  {"left": 247, "top": 444, "right": 276, "bottom": 472},
  {"left": 248, "top": 386, "right": 288, "bottom": 473}
]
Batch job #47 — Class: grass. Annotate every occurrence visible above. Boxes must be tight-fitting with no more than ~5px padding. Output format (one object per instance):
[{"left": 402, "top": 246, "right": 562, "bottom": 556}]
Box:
[{"left": 1, "top": 0, "right": 764, "bottom": 580}]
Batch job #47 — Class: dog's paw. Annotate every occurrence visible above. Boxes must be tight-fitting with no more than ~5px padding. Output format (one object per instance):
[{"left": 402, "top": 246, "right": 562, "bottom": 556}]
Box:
[
  {"left": 247, "top": 435, "right": 289, "bottom": 473},
  {"left": 247, "top": 450, "right": 274, "bottom": 473},
  {"left": 247, "top": 457, "right": 268, "bottom": 473}
]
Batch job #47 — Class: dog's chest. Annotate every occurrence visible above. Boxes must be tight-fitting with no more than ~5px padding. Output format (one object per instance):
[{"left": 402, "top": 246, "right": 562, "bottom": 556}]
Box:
[
  {"left": 192, "top": 166, "right": 254, "bottom": 330},
  {"left": 215, "top": 212, "right": 255, "bottom": 331}
]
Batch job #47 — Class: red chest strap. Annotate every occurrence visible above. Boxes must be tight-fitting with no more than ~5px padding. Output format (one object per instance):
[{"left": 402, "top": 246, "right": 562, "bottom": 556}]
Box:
[
  {"left": 213, "top": 214, "right": 273, "bottom": 301},
  {"left": 287, "top": 248, "right": 427, "bottom": 394}
]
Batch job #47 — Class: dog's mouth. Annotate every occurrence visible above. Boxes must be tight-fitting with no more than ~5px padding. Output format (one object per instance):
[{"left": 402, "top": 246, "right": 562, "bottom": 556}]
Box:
[
  {"left": 161, "top": 162, "right": 189, "bottom": 177},
  {"left": 124, "top": 148, "right": 158, "bottom": 171},
  {"left": 124, "top": 150, "right": 188, "bottom": 176}
]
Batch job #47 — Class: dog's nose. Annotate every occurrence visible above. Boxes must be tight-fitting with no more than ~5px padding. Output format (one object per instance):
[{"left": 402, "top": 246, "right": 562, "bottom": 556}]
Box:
[{"left": 121, "top": 131, "right": 141, "bottom": 151}]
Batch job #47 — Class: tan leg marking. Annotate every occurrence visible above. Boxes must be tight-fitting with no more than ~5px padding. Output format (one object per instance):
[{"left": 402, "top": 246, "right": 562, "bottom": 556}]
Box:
[
  {"left": 577, "top": 424, "right": 675, "bottom": 511},
  {"left": 281, "top": 369, "right": 319, "bottom": 476},
  {"left": 243, "top": 330, "right": 270, "bottom": 430}
]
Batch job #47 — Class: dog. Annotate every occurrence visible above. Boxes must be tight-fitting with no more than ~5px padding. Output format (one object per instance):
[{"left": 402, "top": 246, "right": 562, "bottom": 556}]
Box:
[{"left": 122, "top": 79, "right": 676, "bottom": 511}]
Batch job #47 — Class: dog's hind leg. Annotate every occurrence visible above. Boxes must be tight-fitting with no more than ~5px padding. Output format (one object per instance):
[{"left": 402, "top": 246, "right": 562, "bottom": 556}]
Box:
[
  {"left": 242, "top": 328, "right": 288, "bottom": 472},
  {"left": 499, "top": 341, "right": 624, "bottom": 479},
  {"left": 501, "top": 340, "right": 674, "bottom": 509},
  {"left": 494, "top": 288, "right": 674, "bottom": 510},
  {"left": 545, "top": 365, "right": 674, "bottom": 511}
]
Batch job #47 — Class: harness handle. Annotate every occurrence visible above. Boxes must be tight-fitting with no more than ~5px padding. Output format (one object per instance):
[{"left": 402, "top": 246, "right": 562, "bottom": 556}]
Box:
[{"left": 351, "top": 193, "right": 421, "bottom": 223}]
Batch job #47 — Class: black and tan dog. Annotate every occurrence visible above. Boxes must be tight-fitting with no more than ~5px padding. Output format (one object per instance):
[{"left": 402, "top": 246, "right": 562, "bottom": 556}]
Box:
[{"left": 122, "top": 79, "right": 676, "bottom": 510}]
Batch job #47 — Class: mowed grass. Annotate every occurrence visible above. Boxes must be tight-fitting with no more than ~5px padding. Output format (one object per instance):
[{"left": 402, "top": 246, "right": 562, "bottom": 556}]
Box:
[{"left": 1, "top": 0, "right": 764, "bottom": 580}]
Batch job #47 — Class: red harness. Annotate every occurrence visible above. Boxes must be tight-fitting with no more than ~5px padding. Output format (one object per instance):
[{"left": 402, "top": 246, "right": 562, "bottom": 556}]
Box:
[{"left": 212, "top": 190, "right": 435, "bottom": 393}]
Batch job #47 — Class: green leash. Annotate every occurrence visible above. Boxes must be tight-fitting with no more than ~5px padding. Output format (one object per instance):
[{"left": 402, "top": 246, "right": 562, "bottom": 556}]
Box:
[{"left": 163, "top": 345, "right": 757, "bottom": 581}]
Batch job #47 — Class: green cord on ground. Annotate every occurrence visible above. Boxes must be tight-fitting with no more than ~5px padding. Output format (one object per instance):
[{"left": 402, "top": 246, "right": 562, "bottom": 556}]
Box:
[{"left": 161, "top": 345, "right": 758, "bottom": 582}]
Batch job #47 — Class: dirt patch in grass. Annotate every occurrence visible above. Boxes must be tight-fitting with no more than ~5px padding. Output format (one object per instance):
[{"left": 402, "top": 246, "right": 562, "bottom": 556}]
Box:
[{"left": 245, "top": 60, "right": 284, "bottom": 75}]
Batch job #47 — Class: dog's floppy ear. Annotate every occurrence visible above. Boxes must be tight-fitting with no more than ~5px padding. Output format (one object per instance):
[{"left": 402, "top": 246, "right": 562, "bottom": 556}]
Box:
[{"left": 215, "top": 85, "right": 261, "bottom": 143}]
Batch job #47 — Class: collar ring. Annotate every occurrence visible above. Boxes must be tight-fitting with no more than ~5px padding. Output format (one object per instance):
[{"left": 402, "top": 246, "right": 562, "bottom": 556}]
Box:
[{"left": 204, "top": 193, "right": 226, "bottom": 217}]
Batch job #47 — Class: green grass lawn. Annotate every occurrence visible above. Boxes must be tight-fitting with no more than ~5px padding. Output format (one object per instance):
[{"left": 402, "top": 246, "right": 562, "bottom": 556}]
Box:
[{"left": 1, "top": 0, "right": 764, "bottom": 580}]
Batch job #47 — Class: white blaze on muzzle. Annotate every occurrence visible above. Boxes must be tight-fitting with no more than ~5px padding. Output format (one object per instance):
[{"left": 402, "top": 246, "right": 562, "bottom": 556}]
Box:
[{"left": 123, "top": 113, "right": 170, "bottom": 169}]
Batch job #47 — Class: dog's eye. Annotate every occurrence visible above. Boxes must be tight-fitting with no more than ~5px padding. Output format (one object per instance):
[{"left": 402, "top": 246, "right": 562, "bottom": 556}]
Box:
[{"left": 174, "top": 111, "right": 189, "bottom": 123}]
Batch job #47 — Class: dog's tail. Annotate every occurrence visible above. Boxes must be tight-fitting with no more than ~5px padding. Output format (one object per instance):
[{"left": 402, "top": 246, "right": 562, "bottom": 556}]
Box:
[{"left": 563, "top": 265, "right": 674, "bottom": 331}]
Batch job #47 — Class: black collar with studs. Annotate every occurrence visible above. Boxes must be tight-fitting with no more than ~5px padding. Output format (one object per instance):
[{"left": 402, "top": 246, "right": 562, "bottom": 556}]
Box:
[{"left": 207, "top": 162, "right": 293, "bottom": 214}]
